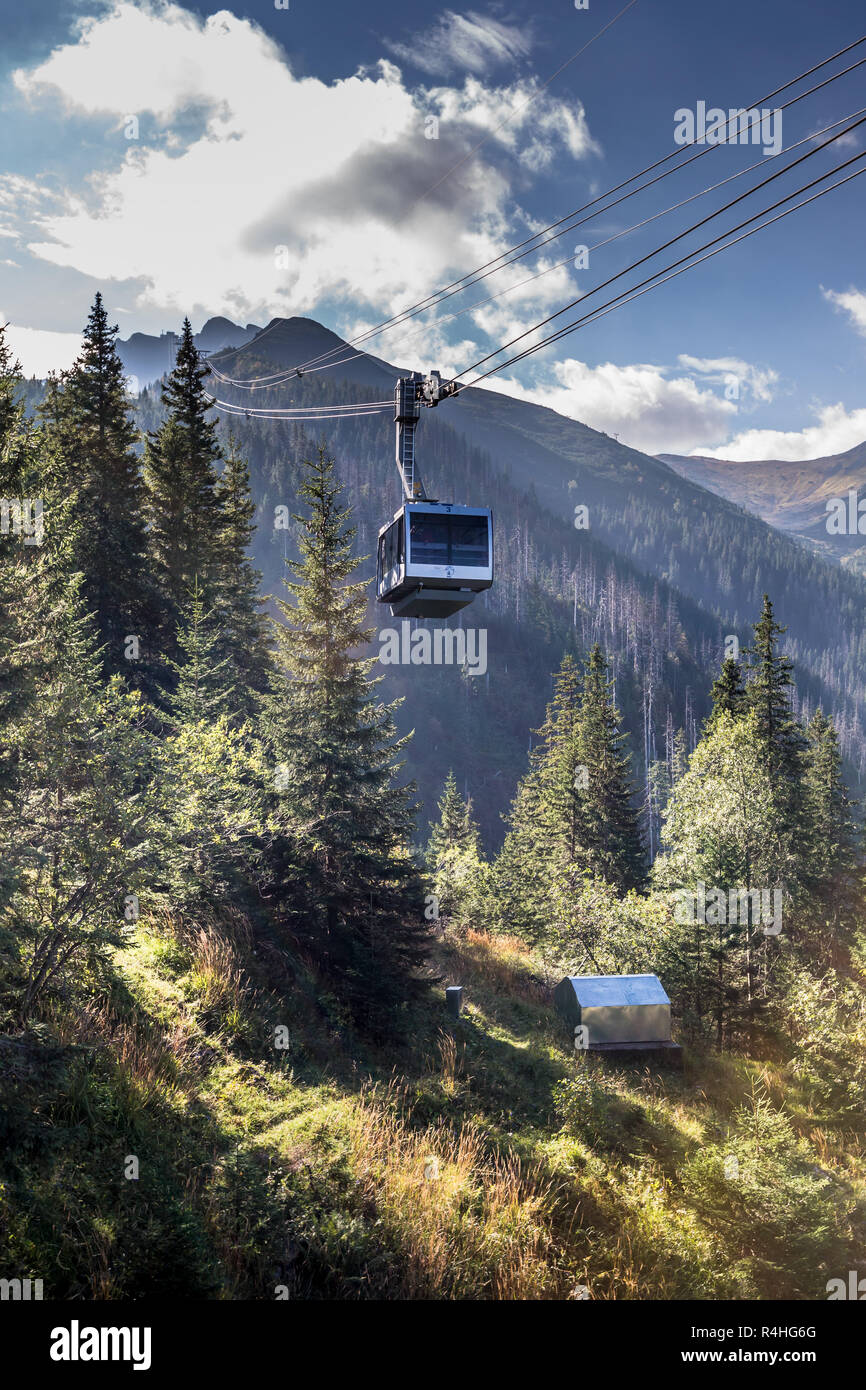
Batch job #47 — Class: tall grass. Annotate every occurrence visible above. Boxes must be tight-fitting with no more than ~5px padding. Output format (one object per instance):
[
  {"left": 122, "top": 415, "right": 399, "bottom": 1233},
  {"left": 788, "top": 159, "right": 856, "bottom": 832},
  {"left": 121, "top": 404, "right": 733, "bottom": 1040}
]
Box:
[
  {"left": 346, "top": 1081, "right": 569, "bottom": 1298},
  {"left": 446, "top": 929, "right": 548, "bottom": 1002}
]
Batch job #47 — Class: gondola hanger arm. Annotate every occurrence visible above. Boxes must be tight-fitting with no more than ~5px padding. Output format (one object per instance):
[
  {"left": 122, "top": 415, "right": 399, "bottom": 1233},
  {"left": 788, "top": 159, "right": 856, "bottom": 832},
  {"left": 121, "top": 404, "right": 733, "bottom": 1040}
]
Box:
[{"left": 394, "top": 369, "right": 457, "bottom": 501}]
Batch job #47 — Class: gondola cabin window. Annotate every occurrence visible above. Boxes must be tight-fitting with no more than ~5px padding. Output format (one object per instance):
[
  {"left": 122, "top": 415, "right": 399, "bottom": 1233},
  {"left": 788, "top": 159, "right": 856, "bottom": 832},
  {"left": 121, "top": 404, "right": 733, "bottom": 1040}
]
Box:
[{"left": 409, "top": 512, "right": 489, "bottom": 568}]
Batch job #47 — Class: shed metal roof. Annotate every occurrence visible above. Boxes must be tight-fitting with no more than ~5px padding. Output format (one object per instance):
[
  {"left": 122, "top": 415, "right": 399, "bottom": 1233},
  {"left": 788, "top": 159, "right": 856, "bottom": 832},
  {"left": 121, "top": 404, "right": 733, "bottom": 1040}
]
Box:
[{"left": 564, "top": 974, "right": 670, "bottom": 1008}]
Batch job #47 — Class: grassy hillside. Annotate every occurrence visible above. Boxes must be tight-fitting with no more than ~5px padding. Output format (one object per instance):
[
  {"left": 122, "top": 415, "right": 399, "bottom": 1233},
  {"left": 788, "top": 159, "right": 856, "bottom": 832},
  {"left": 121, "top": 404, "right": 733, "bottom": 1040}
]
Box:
[{"left": 3, "top": 912, "right": 863, "bottom": 1301}]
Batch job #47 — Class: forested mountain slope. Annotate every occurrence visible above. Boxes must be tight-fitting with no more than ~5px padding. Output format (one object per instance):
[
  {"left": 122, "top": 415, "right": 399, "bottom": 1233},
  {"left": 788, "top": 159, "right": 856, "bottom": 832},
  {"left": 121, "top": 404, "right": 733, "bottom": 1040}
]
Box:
[
  {"left": 172, "top": 317, "right": 866, "bottom": 837},
  {"left": 3, "top": 308, "right": 864, "bottom": 1308},
  {"left": 660, "top": 443, "right": 866, "bottom": 571}
]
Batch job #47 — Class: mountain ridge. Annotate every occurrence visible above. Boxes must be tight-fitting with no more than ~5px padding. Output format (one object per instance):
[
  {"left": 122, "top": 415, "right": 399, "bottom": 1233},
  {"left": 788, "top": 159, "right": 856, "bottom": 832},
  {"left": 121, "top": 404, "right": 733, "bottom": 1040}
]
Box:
[
  {"left": 659, "top": 443, "right": 866, "bottom": 570},
  {"left": 164, "top": 314, "right": 866, "bottom": 820},
  {"left": 119, "top": 315, "right": 262, "bottom": 387},
  {"left": 120, "top": 311, "right": 866, "bottom": 837}
]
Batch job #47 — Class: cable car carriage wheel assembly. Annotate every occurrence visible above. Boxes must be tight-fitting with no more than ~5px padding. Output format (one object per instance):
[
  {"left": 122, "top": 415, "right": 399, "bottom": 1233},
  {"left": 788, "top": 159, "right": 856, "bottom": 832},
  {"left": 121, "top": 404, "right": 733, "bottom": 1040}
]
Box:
[{"left": 376, "top": 372, "right": 494, "bottom": 620}]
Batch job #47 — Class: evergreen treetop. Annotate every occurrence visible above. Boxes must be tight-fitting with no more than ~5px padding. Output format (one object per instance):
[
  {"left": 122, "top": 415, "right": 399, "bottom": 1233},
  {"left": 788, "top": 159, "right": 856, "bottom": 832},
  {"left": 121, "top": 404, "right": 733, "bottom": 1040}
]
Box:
[{"left": 710, "top": 655, "right": 747, "bottom": 724}]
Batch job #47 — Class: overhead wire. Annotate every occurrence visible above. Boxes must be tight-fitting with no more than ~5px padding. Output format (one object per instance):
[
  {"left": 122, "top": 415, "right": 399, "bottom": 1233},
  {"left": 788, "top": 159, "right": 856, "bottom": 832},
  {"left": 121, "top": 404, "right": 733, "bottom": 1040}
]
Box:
[
  {"left": 273, "top": 102, "right": 866, "bottom": 380},
  {"left": 207, "top": 71, "right": 866, "bottom": 396},
  {"left": 449, "top": 114, "right": 866, "bottom": 382},
  {"left": 203, "top": 391, "right": 392, "bottom": 421},
  {"left": 201, "top": 33, "right": 866, "bottom": 437},
  {"left": 205, "top": 0, "right": 643, "bottom": 380},
  {"left": 205, "top": 158, "right": 865, "bottom": 421},
  {"left": 456, "top": 156, "right": 866, "bottom": 388},
  {"left": 206, "top": 400, "right": 392, "bottom": 422},
  {"left": 225, "top": 34, "right": 866, "bottom": 384}
]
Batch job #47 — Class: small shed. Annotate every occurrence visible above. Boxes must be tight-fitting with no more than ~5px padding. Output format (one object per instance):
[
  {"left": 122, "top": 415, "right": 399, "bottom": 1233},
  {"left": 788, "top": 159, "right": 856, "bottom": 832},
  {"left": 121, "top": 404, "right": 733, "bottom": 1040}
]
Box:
[{"left": 554, "top": 974, "right": 671, "bottom": 1045}]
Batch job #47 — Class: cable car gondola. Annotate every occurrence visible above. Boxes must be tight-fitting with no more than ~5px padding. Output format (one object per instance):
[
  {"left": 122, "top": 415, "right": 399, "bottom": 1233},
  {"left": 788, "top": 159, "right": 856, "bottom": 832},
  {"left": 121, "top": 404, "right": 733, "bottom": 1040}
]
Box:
[
  {"left": 377, "top": 500, "right": 493, "bottom": 618},
  {"left": 376, "top": 371, "right": 494, "bottom": 619}
]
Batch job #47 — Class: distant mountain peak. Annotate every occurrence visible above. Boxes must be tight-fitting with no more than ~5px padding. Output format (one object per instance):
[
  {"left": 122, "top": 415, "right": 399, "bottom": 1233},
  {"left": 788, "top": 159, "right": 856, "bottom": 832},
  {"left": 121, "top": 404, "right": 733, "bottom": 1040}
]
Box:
[{"left": 118, "top": 316, "right": 262, "bottom": 386}]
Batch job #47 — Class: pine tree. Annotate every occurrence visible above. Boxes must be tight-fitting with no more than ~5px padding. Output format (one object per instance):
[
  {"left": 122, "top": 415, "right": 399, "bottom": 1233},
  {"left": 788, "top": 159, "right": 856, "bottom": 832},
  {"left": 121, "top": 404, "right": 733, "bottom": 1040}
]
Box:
[
  {"left": 45, "top": 294, "right": 158, "bottom": 684},
  {"left": 262, "top": 446, "right": 427, "bottom": 1038},
  {"left": 575, "top": 644, "right": 645, "bottom": 892},
  {"left": 212, "top": 434, "right": 271, "bottom": 714},
  {"left": 145, "top": 319, "right": 222, "bottom": 630},
  {"left": 710, "top": 656, "right": 747, "bottom": 722},
  {"left": 426, "top": 770, "right": 484, "bottom": 926}
]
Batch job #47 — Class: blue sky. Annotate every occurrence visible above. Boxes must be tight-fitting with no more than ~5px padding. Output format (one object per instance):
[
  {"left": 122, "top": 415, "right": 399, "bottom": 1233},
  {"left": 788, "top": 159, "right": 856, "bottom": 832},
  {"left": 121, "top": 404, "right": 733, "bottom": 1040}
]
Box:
[{"left": 0, "top": 0, "right": 864, "bottom": 458}]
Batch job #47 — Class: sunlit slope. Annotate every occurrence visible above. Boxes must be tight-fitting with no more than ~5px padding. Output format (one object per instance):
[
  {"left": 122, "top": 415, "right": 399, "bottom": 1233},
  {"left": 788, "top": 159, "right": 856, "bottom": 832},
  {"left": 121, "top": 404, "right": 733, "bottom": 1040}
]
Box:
[
  {"left": 5, "top": 919, "right": 862, "bottom": 1300},
  {"left": 660, "top": 442, "right": 866, "bottom": 568}
]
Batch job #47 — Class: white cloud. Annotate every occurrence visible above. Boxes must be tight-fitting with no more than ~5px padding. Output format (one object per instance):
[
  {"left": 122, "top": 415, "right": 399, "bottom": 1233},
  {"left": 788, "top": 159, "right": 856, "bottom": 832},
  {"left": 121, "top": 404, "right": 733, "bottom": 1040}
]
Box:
[
  {"left": 11, "top": 1, "right": 595, "bottom": 329},
  {"left": 14, "top": 2, "right": 241, "bottom": 119},
  {"left": 677, "top": 353, "right": 778, "bottom": 404},
  {"left": 823, "top": 285, "right": 866, "bottom": 337},
  {"left": 698, "top": 402, "right": 866, "bottom": 462},
  {"left": 494, "top": 357, "right": 737, "bottom": 455},
  {"left": 1, "top": 318, "right": 82, "bottom": 377},
  {"left": 429, "top": 75, "right": 598, "bottom": 162},
  {"left": 386, "top": 10, "right": 532, "bottom": 78}
]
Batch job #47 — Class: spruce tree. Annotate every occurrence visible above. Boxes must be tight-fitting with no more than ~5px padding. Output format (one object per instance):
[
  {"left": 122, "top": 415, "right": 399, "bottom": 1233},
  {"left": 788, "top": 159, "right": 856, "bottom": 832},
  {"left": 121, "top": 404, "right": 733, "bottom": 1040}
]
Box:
[
  {"left": 744, "top": 596, "right": 806, "bottom": 780},
  {"left": 653, "top": 711, "right": 783, "bottom": 1048},
  {"left": 536, "top": 654, "right": 584, "bottom": 864},
  {"left": 671, "top": 727, "right": 687, "bottom": 785},
  {"left": 489, "top": 658, "right": 581, "bottom": 943},
  {"left": 0, "top": 326, "right": 31, "bottom": 496},
  {"left": 0, "top": 541, "right": 47, "bottom": 809},
  {"left": 575, "top": 644, "right": 645, "bottom": 892},
  {"left": 743, "top": 595, "right": 807, "bottom": 870},
  {"left": 710, "top": 655, "right": 747, "bottom": 723},
  {"left": 428, "top": 771, "right": 478, "bottom": 856},
  {"left": 151, "top": 583, "right": 266, "bottom": 924},
  {"left": 263, "top": 446, "right": 427, "bottom": 1038},
  {"left": 0, "top": 574, "right": 155, "bottom": 1020},
  {"left": 801, "top": 708, "right": 860, "bottom": 939},
  {"left": 491, "top": 648, "right": 643, "bottom": 945},
  {"left": 212, "top": 434, "right": 271, "bottom": 713},
  {"left": 1, "top": 340, "right": 76, "bottom": 793},
  {"left": 489, "top": 755, "right": 551, "bottom": 942},
  {"left": 145, "top": 318, "right": 222, "bottom": 628},
  {"left": 167, "top": 579, "right": 236, "bottom": 726},
  {"left": 40, "top": 294, "right": 157, "bottom": 684},
  {"left": 426, "top": 770, "right": 484, "bottom": 926}
]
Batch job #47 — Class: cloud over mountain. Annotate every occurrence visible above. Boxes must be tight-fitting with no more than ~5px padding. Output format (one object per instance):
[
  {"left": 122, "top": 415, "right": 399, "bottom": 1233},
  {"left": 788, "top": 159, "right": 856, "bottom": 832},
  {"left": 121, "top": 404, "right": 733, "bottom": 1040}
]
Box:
[{"left": 11, "top": 1, "right": 595, "bottom": 329}]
